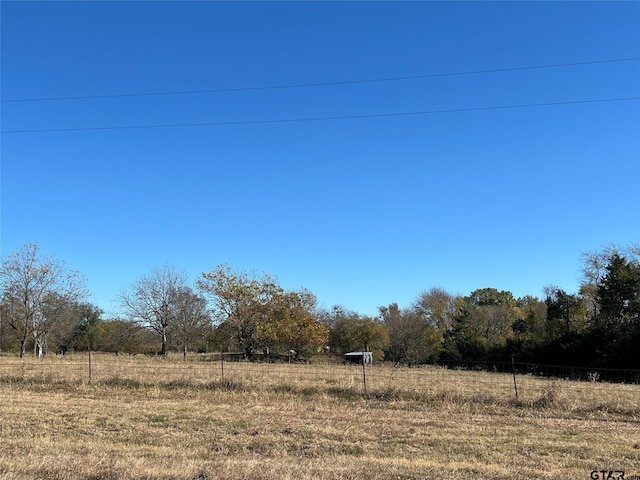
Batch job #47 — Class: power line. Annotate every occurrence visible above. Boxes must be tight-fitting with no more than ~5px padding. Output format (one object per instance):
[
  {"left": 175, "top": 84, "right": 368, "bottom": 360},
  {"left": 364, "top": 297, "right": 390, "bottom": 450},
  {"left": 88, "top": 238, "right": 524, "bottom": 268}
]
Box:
[
  {"left": 2, "top": 57, "right": 639, "bottom": 104},
  {"left": 2, "top": 97, "right": 638, "bottom": 134}
]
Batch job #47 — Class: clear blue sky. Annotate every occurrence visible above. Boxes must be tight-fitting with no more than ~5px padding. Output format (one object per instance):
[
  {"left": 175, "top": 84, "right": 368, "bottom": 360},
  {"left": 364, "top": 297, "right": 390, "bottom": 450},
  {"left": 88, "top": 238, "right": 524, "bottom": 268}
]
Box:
[{"left": 1, "top": 1, "right": 639, "bottom": 317}]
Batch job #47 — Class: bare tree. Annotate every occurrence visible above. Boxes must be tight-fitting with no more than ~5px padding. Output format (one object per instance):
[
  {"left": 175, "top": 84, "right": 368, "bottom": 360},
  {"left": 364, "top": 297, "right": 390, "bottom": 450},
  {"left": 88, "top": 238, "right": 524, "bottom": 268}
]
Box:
[
  {"left": 120, "top": 265, "right": 188, "bottom": 356},
  {"left": 413, "top": 287, "right": 457, "bottom": 332},
  {"left": 381, "top": 303, "right": 440, "bottom": 365},
  {"left": 0, "top": 244, "right": 86, "bottom": 357},
  {"left": 170, "top": 286, "right": 211, "bottom": 359}
]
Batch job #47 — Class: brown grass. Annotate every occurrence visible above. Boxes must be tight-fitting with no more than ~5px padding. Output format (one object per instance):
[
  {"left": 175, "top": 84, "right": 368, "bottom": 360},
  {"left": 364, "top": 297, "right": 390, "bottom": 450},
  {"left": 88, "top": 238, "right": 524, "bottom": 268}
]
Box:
[{"left": 0, "top": 354, "right": 638, "bottom": 479}]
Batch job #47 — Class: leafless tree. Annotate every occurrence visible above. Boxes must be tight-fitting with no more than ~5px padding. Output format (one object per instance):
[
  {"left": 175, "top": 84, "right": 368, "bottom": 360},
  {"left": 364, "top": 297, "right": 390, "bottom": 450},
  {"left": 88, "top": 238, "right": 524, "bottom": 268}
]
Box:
[
  {"left": 381, "top": 303, "right": 439, "bottom": 365},
  {"left": 120, "top": 265, "right": 188, "bottom": 356},
  {"left": 413, "top": 287, "right": 457, "bottom": 332},
  {"left": 170, "top": 286, "right": 211, "bottom": 359},
  {"left": 0, "top": 244, "right": 86, "bottom": 357}
]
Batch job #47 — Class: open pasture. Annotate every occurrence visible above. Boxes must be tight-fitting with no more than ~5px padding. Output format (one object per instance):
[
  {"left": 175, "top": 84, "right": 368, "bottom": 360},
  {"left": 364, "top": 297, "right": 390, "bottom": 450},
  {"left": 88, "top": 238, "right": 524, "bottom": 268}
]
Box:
[{"left": 0, "top": 354, "right": 638, "bottom": 479}]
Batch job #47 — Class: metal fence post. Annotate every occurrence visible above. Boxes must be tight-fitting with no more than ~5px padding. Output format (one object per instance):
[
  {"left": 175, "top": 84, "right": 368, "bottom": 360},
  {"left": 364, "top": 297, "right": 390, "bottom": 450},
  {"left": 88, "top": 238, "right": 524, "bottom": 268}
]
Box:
[
  {"left": 511, "top": 355, "right": 518, "bottom": 399},
  {"left": 362, "top": 354, "right": 367, "bottom": 396},
  {"left": 88, "top": 345, "right": 93, "bottom": 383},
  {"left": 220, "top": 349, "right": 225, "bottom": 383}
]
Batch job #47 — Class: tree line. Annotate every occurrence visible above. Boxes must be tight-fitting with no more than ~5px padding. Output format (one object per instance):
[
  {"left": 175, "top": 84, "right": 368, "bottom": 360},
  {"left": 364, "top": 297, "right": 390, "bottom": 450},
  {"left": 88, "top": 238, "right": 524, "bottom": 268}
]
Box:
[{"left": 1, "top": 243, "right": 638, "bottom": 369}]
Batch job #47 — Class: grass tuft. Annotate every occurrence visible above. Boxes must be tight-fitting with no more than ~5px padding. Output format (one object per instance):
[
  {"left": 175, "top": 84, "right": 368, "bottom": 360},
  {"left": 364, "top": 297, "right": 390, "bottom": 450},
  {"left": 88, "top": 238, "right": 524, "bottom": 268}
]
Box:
[
  {"left": 97, "top": 376, "right": 143, "bottom": 390},
  {"left": 531, "top": 383, "right": 562, "bottom": 409}
]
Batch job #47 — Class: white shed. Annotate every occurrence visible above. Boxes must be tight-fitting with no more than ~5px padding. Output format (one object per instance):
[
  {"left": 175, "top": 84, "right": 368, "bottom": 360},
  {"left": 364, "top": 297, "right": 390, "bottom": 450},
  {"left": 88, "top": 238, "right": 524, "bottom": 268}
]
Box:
[{"left": 344, "top": 351, "right": 373, "bottom": 365}]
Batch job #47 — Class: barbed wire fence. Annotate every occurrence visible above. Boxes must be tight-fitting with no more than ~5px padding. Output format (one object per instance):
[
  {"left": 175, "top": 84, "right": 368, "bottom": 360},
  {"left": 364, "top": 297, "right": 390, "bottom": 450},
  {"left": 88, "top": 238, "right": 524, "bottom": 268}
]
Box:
[{"left": 0, "top": 353, "right": 638, "bottom": 410}]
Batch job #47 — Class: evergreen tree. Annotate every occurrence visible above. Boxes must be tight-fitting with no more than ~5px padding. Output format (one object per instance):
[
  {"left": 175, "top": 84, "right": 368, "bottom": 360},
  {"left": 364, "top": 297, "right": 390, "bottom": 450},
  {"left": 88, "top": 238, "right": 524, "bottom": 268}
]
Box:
[{"left": 596, "top": 253, "right": 640, "bottom": 333}]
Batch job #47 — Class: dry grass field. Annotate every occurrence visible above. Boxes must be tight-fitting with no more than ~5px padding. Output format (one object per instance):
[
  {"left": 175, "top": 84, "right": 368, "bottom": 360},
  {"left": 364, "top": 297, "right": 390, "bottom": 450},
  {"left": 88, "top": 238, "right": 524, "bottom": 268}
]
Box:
[{"left": 0, "top": 354, "right": 638, "bottom": 480}]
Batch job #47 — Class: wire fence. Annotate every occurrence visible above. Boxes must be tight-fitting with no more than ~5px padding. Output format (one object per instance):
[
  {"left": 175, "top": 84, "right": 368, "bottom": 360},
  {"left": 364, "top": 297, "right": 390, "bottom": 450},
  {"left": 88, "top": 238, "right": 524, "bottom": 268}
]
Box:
[{"left": 0, "top": 353, "right": 638, "bottom": 411}]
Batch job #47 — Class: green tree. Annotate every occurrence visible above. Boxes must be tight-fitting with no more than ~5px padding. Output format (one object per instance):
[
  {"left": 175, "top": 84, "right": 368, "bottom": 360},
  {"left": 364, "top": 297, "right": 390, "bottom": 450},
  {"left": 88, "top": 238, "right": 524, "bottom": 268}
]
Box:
[
  {"left": 71, "top": 303, "right": 103, "bottom": 352},
  {"left": 463, "top": 288, "right": 518, "bottom": 342},
  {"left": 326, "top": 306, "right": 389, "bottom": 360},
  {"left": 258, "top": 289, "right": 329, "bottom": 359},
  {"left": 543, "top": 287, "right": 588, "bottom": 340},
  {"left": 595, "top": 253, "right": 640, "bottom": 333},
  {"left": 512, "top": 296, "right": 547, "bottom": 340},
  {"left": 439, "top": 305, "right": 487, "bottom": 364},
  {"left": 467, "top": 288, "right": 516, "bottom": 308},
  {"left": 198, "top": 264, "right": 281, "bottom": 359},
  {"left": 580, "top": 244, "right": 640, "bottom": 323},
  {"left": 96, "top": 319, "right": 143, "bottom": 355},
  {"left": 595, "top": 253, "right": 640, "bottom": 368}
]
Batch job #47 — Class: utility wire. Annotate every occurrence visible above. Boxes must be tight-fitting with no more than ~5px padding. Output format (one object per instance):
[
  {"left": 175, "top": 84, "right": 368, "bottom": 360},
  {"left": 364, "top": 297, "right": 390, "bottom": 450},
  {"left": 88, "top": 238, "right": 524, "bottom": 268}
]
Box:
[
  {"left": 2, "top": 57, "right": 639, "bottom": 103},
  {"left": 2, "top": 97, "right": 638, "bottom": 134}
]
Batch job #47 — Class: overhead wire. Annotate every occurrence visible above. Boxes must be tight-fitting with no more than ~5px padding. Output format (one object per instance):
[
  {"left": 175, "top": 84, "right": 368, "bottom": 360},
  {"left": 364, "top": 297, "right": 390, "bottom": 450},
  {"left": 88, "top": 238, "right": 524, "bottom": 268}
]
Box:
[
  {"left": 2, "top": 97, "right": 639, "bottom": 134},
  {"left": 2, "top": 57, "right": 639, "bottom": 103}
]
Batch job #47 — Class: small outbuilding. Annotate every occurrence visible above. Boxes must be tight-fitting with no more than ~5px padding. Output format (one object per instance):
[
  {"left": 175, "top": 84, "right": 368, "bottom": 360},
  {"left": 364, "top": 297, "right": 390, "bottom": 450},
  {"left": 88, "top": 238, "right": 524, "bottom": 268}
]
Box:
[{"left": 344, "top": 351, "right": 373, "bottom": 366}]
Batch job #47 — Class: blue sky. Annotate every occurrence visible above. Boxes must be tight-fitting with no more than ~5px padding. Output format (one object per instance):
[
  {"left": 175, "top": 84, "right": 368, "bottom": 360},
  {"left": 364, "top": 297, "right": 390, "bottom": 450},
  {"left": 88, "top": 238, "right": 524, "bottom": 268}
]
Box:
[{"left": 1, "top": 1, "right": 639, "bottom": 317}]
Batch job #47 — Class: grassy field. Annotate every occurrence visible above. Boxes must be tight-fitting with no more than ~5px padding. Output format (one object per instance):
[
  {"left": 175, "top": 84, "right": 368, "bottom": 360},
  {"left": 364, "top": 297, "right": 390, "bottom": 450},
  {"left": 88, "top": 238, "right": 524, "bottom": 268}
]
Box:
[{"left": 0, "top": 354, "right": 638, "bottom": 480}]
